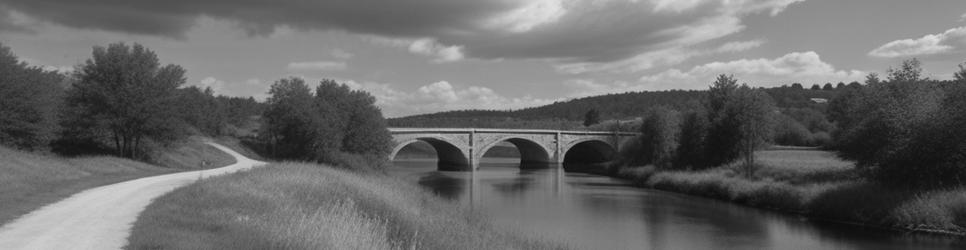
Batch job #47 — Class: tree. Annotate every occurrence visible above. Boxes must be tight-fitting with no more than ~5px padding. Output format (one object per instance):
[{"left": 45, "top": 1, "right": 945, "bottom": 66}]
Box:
[
  {"left": 790, "top": 83, "right": 804, "bottom": 90},
  {"left": 955, "top": 62, "right": 966, "bottom": 83},
  {"left": 0, "top": 43, "right": 65, "bottom": 150},
  {"left": 810, "top": 84, "right": 821, "bottom": 90},
  {"left": 315, "top": 79, "right": 392, "bottom": 156},
  {"left": 63, "top": 43, "right": 185, "bottom": 158},
  {"left": 822, "top": 83, "right": 834, "bottom": 90},
  {"left": 639, "top": 107, "right": 680, "bottom": 168},
  {"left": 263, "top": 77, "right": 340, "bottom": 160},
  {"left": 583, "top": 108, "right": 601, "bottom": 127},
  {"left": 675, "top": 109, "right": 709, "bottom": 170},
  {"left": 886, "top": 58, "right": 923, "bottom": 83},
  {"left": 705, "top": 75, "right": 775, "bottom": 172}
]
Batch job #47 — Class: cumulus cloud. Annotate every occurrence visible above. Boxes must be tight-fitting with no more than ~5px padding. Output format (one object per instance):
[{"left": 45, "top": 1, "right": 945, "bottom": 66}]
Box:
[
  {"left": 341, "top": 80, "right": 555, "bottom": 117},
  {"left": 286, "top": 61, "right": 347, "bottom": 71},
  {"left": 565, "top": 51, "right": 864, "bottom": 97},
  {"left": 869, "top": 26, "right": 966, "bottom": 58},
  {"left": 0, "top": 0, "right": 802, "bottom": 66}
]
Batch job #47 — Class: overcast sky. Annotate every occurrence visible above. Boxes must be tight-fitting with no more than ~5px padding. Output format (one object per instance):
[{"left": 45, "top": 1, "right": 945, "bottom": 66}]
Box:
[{"left": 2, "top": 0, "right": 966, "bottom": 117}]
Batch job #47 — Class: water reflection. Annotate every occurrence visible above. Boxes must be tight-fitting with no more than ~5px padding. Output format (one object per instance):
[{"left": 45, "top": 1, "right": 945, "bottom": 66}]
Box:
[{"left": 390, "top": 158, "right": 966, "bottom": 250}]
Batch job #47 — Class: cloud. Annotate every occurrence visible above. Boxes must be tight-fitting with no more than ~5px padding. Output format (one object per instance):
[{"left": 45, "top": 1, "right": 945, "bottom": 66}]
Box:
[
  {"left": 330, "top": 49, "right": 353, "bottom": 59},
  {"left": 0, "top": 0, "right": 803, "bottom": 65},
  {"left": 187, "top": 77, "right": 269, "bottom": 100},
  {"left": 960, "top": 13, "right": 966, "bottom": 22},
  {"left": 555, "top": 39, "right": 766, "bottom": 74},
  {"left": 715, "top": 39, "right": 766, "bottom": 53},
  {"left": 565, "top": 51, "right": 864, "bottom": 97},
  {"left": 341, "top": 80, "right": 555, "bottom": 117},
  {"left": 286, "top": 61, "right": 347, "bottom": 71},
  {"left": 869, "top": 26, "right": 966, "bottom": 58}
]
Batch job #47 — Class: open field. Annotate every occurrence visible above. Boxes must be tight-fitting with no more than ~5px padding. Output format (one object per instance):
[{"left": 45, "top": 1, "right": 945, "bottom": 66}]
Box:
[
  {"left": 616, "top": 148, "right": 966, "bottom": 235},
  {"left": 0, "top": 137, "right": 235, "bottom": 226},
  {"left": 126, "top": 163, "right": 565, "bottom": 250}
]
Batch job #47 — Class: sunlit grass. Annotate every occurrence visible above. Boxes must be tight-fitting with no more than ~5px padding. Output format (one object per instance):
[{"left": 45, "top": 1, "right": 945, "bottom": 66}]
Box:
[
  {"left": 125, "top": 163, "right": 566, "bottom": 250},
  {"left": 617, "top": 149, "right": 966, "bottom": 234}
]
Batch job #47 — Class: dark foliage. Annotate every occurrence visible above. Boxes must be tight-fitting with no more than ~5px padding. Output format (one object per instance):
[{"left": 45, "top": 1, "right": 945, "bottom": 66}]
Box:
[
  {"left": 639, "top": 107, "right": 680, "bottom": 168},
  {"left": 61, "top": 43, "right": 186, "bottom": 158},
  {"left": 583, "top": 108, "right": 601, "bottom": 127},
  {"left": 0, "top": 43, "right": 65, "bottom": 150}
]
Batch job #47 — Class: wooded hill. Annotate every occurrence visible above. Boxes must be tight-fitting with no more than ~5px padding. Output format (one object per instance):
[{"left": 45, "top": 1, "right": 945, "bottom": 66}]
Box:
[{"left": 388, "top": 83, "right": 849, "bottom": 129}]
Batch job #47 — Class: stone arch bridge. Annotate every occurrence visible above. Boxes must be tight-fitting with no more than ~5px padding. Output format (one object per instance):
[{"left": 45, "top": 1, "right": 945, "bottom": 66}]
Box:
[{"left": 389, "top": 128, "right": 639, "bottom": 171}]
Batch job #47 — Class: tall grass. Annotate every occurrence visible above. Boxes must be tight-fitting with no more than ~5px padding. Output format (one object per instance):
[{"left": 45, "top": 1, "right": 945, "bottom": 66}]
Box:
[
  {"left": 615, "top": 149, "right": 966, "bottom": 235},
  {"left": 125, "top": 163, "right": 565, "bottom": 250}
]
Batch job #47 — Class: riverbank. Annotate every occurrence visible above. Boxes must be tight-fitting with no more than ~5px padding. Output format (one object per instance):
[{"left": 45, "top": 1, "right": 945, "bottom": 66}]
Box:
[
  {"left": 125, "top": 163, "right": 565, "bottom": 250},
  {"left": 0, "top": 137, "right": 236, "bottom": 226},
  {"left": 611, "top": 149, "right": 966, "bottom": 236}
]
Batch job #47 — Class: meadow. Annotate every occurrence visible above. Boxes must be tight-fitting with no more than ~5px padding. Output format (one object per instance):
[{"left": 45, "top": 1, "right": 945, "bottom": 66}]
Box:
[
  {"left": 125, "top": 163, "right": 565, "bottom": 250},
  {"left": 616, "top": 148, "right": 966, "bottom": 235},
  {"left": 0, "top": 137, "right": 235, "bottom": 226}
]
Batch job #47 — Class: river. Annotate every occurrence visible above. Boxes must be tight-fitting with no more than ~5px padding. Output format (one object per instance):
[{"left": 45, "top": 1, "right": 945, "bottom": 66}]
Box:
[{"left": 389, "top": 158, "right": 966, "bottom": 250}]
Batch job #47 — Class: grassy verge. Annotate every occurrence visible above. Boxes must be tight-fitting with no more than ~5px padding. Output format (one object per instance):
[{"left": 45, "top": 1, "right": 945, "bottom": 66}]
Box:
[
  {"left": 0, "top": 137, "right": 236, "bottom": 226},
  {"left": 125, "top": 163, "right": 565, "bottom": 250},
  {"left": 614, "top": 149, "right": 966, "bottom": 235}
]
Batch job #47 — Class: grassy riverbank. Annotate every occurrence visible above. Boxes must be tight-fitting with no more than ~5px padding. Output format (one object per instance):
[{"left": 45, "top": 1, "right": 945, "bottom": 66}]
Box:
[
  {"left": 0, "top": 137, "right": 236, "bottom": 226},
  {"left": 615, "top": 148, "right": 966, "bottom": 235},
  {"left": 125, "top": 163, "right": 564, "bottom": 250}
]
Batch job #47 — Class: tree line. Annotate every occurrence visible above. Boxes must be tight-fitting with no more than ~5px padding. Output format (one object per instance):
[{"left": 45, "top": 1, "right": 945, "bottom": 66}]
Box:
[
  {"left": 635, "top": 59, "right": 966, "bottom": 188},
  {"left": 0, "top": 42, "right": 262, "bottom": 158}
]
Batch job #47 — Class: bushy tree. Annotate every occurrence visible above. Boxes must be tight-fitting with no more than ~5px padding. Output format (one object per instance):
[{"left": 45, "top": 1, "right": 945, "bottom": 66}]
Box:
[
  {"left": 583, "top": 108, "right": 601, "bottom": 127},
  {"left": 315, "top": 79, "right": 392, "bottom": 156},
  {"left": 675, "top": 109, "right": 710, "bottom": 170},
  {"left": 176, "top": 86, "right": 226, "bottom": 135},
  {"left": 263, "top": 77, "right": 341, "bottom": 160},
  {"left": 0, "top": 43, "right": 65, "bottom": 150},
  {"left": 705, "top": 75, "right": 776, "bottom": 172},
  {"left": 639, "top": 107, "right": 680, "bottom": 168},
  {"left": 832, "top": 59, "right": 966, "bottom": 187},
  {"left": 62, "top": 43, "right": 186, "bottom": 158}
]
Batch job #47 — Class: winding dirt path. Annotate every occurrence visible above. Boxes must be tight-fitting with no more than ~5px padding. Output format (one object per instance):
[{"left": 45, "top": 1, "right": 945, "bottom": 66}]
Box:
[{"left": 0, "top": 142, "right": 265, "bottom": 250}]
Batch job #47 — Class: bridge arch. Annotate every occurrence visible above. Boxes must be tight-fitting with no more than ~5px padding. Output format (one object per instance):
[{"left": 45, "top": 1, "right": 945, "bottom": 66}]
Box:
[
  {"left": 478, "top": 137, "right": 553, "bottom": 168},
  {"left": 562, "top": 139, "right": 618, "bottom": 168},
  {"left": 390, "top": 137, "right": 470, "bottom": 171}
]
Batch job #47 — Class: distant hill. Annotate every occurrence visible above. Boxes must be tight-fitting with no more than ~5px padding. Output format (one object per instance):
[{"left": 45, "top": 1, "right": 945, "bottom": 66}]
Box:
[{"left": 388, "top": 85, "right": 850, "bottom": 129}]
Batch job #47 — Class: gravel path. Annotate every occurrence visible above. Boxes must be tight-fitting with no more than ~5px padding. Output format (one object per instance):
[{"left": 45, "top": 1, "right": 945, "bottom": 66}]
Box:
[{"left": 0, "top": 142, "right": 265, "bottom": 250}]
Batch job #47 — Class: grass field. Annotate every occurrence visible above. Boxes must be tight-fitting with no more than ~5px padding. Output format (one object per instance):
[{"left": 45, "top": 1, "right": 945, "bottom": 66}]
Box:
[
  {"left": 0, "top": 137, "right": 236, "bottom": 226},
  {"left": 616, "top": 148, "right": 966, "bottom": 235},
  {"left": 125, "top": 163, "right": 565, "bottom": 250}
]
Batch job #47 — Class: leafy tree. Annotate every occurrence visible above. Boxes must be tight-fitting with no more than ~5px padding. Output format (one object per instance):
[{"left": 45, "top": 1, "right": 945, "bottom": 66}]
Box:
[
  {"left": 176, "top": 86, "right": 226, "bottom": 135},
  {"left": 0, "top": 43, "right": 65, "bottom": 150},
  {"left": 315, "top": 79, "right": 392, "bottom": 156},
  {"left": 886, "top": 58, "right": 923, "bottom": 83},
  {"left": 639, "top": 107, "right": 680, "bottom": 168},
  {"left": 955, "top": 62, "right": 966, "bottom": 83},
  {"left": 263, "top": 77, "right": 340, "bottom": 160},
  {"left": 705, "top": 75, "right": 775, "bottom": 172},
  {"left": 63, "top": 43, "right": 186, "bottom": 158},
  {"left": 790, "top": 83, "right": 804, "bottom": 90},
  {"left": 810, "top": 84, "right": 821, "bottom": 90},
  {"left": 836, "top": 82, "right": 847, "bottom": 89},
  {"left": 675, "top": 109, "right": 709, "bottom": 170},
  {"left": 822, "top": 83, "right": 834, "bottom": 90},
  {"left": 583, "top": 108, "right": 601, "bottom": 127}
]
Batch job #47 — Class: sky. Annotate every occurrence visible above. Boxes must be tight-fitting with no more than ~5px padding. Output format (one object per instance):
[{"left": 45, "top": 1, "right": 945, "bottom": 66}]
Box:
[{"left": 1, "top": 0, "right": 965, "bottom": 117}]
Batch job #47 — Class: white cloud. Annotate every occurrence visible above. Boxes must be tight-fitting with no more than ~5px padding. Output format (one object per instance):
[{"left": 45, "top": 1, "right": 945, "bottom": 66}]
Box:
[
  {"left": 341, "top": 80, "right": 555, "bottom": 117},
  {"left": 960, "top": 12, "right": 966, "bottom": 22},
  {"left": 565, "top": 51, "right": 864, "bottom": 96},
  {"left": 286, "top": 61, "right": 347, "bottom": 71},
  {"left": 484, "top": 0, "right": 566, "bottom": 33},
  {"left": 330, "top": 49, "right": 354, "bottom": 59},
  {"left": 715, "top": 39, "right": 766, "bottom": 53},
  {"left": 869, "top": 26, "right": 966, "bottom": 58},
  {"left": 408, "top": 38, "right": 465, "bottom": 63}
]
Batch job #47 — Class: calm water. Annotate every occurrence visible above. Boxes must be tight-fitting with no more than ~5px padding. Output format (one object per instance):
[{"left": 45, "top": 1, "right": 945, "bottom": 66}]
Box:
[{"left": 389, "top": 158, "right": 966, "bottom": 250}]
